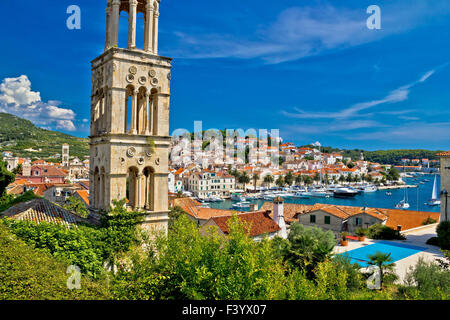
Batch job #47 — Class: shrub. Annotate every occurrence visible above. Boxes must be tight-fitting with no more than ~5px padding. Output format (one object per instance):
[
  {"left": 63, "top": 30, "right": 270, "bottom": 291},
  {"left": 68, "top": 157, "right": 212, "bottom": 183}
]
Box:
[
  {"left": 367, "top": 224, "right": 405, "bottom": 240},
  {"left": 400, "top": 258, "right": 450, "bottom": 299},
  {"left": 426, "top": 237, "right": 439, "bottom": 246},
  {"left": 332, "top": 255, "right": 365, "bottom": 291},
  {"left": 1, "top": 199, "right": 143, "bottom": 278},
  {"left": 422, "top": 217, "right": 437, "bottom": 225},
  {"left": 0, "top": 223, "right": 108, "bottom": 300},
  {"left": 0, "top": 190, "right": 38, "bottom": 212},
  {"left": 113, "top": 214, "right": 290, "bottom": 300},
  {"left": 281, "top": 223, "right": 336, "bottom": 279},
  {"left": 355, "top": 228, "right": 368, "bottom": 237},
  {"left": 437, "top": 221, "right": 450, "bottom": 250}
]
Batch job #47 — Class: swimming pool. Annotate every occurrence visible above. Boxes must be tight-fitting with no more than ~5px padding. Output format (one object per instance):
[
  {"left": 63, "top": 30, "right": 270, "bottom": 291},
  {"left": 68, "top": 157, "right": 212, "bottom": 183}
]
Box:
[{"left": 337, "top": 241, "right": 427, "bottom": 267}]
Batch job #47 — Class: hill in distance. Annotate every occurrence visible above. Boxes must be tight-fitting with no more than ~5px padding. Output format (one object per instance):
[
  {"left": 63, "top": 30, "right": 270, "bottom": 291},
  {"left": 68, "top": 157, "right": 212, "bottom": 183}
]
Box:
[{"left": 0, "top": 113, "right": 89, "bottom": 160}]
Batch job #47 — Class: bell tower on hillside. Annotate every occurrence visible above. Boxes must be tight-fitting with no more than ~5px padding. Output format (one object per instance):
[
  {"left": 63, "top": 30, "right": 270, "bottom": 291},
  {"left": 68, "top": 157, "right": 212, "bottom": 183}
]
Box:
[{"left": 89, "top": 0, "right": 171, "bottom": 234}]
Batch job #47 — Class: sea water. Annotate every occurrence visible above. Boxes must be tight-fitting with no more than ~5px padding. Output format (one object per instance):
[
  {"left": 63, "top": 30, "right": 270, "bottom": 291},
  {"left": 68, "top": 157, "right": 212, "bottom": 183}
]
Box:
[{"left": 207, "top": 174, "right": 441, "bottom": 213}]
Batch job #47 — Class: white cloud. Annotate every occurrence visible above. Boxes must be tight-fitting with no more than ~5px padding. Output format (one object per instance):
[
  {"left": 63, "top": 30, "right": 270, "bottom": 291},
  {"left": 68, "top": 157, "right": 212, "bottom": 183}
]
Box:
[
  {"left": 56, "top": 120, "right": 76, "bottom": 131},
  {"left": 0, "top": 75, "right": 78, "bottom": 131},
  {"left": 282, "top": 68, "right": 437, "bottom": 120},
  {"left": 169, "top": 1, "right": 450, "bottom": 64}
]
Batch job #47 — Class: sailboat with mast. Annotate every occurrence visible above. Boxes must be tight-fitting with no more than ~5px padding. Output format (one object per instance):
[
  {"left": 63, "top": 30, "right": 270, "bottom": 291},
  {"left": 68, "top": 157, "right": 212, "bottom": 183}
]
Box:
[
  {"left": 396, "top": 164, "right": 410, "bottom": 209},
  {"left": 427, "top": 174, "right": 441, "bottom": 206}
]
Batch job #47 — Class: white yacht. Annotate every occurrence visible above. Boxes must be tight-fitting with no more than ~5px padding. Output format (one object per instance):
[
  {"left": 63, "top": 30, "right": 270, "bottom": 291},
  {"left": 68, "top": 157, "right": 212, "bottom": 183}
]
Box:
[
  {"left": 358, "top": 184, "right": 378, "bottom": 193},
  {"left": 231, "top": 193, "right": 246, "bottom": 202},
  {"left": 232, "top": 201, "right": 251, "bottom": 209},
  {"left": 333, "top": 187, "right": 358, "bottom": 198}
]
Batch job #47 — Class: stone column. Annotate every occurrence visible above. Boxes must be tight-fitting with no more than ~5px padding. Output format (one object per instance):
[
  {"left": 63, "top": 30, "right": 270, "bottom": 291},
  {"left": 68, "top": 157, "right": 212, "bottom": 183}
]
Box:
[
  {"left": 111, "top": 0, "right": 121, "bottom": 47},
  {"left": 137, "top": 173, "right": 143, "bottom": 209},
  {"left": 128, "top": 0, "right": 138, "bottom": 49},
  {"left": 144, "top": 2, "right": 154, "bottom": 52},
  {"left": 129, "top": 89, "right": 138, "bottom": 134},
  {"left": 152, "top": 94, "right": 158, "bottom": 135},
  {"left": 144, "top": 92, "right": 151, "bottom": 135},
  {"left": 104, "top": 3, "right": 111, "bottom": 50},
  {"left": 153, "top": 9, "right": 159, "bottom": 55}
]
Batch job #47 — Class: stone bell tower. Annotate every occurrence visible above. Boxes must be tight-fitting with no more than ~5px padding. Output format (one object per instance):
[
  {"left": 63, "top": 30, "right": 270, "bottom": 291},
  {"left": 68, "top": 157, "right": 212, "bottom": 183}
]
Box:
[{"left": 89, "top": 0, "right": 171, "bottom": 234}]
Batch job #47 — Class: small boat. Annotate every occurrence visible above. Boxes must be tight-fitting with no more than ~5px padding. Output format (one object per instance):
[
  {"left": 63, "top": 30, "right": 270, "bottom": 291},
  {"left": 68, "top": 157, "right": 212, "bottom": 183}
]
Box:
[
  {"left": 386, "top": 192, "right": 392, "bottom": 196},
  {"left": 358, "top": 185, "right": 378, "bottom": 193},
  {"left": 231, "top": 193, "right": 246, "bottom": 202},
  {"left": 292, "top": 192, "right": 310, "bottom": 199},
  {"left": 427, "top": 175, "right": 441, "bottom": 206},
  {"left": 232, "top": 201, "right": 251, "bottom": 208},
  {"left": 333, "top": 187, "right": 358, "bottom": 198},
  {"left": 395, "top": 200, "right": 410, "bottom": 209},
  {"left": 310, "top": 187, "right": 333, "bottom": 198}
]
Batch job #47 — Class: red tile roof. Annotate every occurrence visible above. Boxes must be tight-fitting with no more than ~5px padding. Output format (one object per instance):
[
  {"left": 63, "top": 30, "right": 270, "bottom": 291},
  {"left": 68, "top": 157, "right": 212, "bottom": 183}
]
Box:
[
  {"left": 209, "top": 211, "right": 281, "bottom": 237},
  {"left": 437, "top": 151, "right": 450, "bottom": 157}
]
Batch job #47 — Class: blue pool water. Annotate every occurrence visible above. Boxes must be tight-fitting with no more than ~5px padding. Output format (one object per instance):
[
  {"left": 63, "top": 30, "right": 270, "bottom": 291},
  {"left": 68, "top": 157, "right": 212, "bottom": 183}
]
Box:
[{"left": 337, "top": 241, "right": 427, "bottom": 267}]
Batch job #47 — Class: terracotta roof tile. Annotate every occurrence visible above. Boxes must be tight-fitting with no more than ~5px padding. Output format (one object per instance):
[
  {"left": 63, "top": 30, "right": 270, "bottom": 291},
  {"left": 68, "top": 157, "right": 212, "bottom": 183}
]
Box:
[{"left": 210, "top": 211, "right": 281, "bottom": 237}]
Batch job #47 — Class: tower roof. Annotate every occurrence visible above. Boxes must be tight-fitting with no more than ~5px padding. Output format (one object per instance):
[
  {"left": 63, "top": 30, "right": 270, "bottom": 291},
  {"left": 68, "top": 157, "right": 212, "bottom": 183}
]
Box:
[{"left": 273, "top": 196, "right": 284, "bottom": 203}]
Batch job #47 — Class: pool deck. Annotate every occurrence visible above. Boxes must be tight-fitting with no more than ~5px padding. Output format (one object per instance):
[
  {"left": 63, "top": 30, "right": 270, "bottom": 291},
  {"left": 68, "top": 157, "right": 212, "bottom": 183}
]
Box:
[{"left": 333, "top": 224, "right": 444, "bottom": 283}]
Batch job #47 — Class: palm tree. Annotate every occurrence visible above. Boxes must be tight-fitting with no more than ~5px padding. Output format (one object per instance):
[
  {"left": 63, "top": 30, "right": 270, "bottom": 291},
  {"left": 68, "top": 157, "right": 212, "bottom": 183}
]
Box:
[
  {"left": 285, "top": 171, "right": 294, "bottom": 186},
  {"left": 264, "top": 174, "right": 274, "bottom": 188},
  {"left": 238, "top": 171, "right": 251, "bottom": 191},
  {"left": 295, "top": 174, "right": 303, "bottom": 186},
  {"left": 252, "top": 173, "right": 260, "bottom": 191},
  {"left": 275, "top": 175, "right": 285, "bottom": 188},
  {"left": 367, "top": 252, "right": 395, "bottom": 289}
]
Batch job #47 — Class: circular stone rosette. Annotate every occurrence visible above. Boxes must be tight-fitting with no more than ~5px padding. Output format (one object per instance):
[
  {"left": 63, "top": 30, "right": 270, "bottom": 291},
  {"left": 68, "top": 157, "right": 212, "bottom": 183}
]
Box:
[
  {"left": 126, "top": 147, "right": 136, "bottom": 158},
  {"left": 129, "top": 66, "right": 137, "bottom": 75},
  {"left": 126, "top": 74, "right": 135, "bottom": 83},
  {"left": 138, "top": 76, "right": 147, "bottom": 85},
  {"left": 151, "top": 77, "right": 159, "bottom": 86},
  {"left": 148, "top": 69, "right": 157, "bottom": 78}
]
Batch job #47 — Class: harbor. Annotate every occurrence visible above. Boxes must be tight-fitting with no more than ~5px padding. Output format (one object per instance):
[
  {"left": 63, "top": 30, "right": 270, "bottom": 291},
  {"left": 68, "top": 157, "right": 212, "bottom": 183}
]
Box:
[{"left": 205, "top": 174, "right": 441, "bottom": 213}]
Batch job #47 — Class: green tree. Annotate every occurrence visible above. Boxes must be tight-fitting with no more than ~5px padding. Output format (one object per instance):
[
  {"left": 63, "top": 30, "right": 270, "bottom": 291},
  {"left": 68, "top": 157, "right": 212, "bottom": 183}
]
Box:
[
  {"left": 367, "top": 252, "right": 396, "bottom": 289},
  {"left": 295, "top": 174, "right": 303, "bottom": 186},
  {"left": 263, "top": 174, "right": 274, "bottom": 188},
  {"left": 238, "top": 171, "right": 251, "bottom": 191},
  {"left": 64, "top": 196, "right": 88, "bottom": 218},
  {"left": 284, "top": 172, "right": 294, "bottom": 186},
  {"left": 275, "top": 175, "right": 285, "bottom": 188},
  {"left": 0, "top": 160, "right": 15, "bottom": 196},
  {"left": 278, "top": 223, "right": 336, "bottom": 279},
  {"left": 437, "top": 221, "right": 450, "bottom": 250},
  {"left": 252, "top": 173, "right": 260, "bottom": 191}
]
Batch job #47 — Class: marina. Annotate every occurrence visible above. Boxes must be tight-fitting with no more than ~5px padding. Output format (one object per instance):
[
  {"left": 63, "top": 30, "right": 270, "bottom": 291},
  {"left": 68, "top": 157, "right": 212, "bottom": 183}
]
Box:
[{"left": 206, "top": 174, "right": 441, "bottom": 213}]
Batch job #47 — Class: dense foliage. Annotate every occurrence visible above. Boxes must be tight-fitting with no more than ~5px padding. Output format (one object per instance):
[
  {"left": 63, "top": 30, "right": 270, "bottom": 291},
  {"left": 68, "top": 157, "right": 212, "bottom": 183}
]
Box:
[
  {"left": 1, "top": 199, "right": 143, "bottom": 278},
  {"left": 0, "top": 113, "right": 89, "bottom": 159},
  {"left": 1, "top": 207, "right": 449, "bottom": 300},
  {"left": 400, "top": 258, "right": 450, "bottom": 299},
  {"left": 0, "top": 190, "right": 38, "bottom": 212},
  {"left": 437, "top": 221, "right": 450, "bottom": 250},
  {"left": 0, "top": 159, "right": 15, "bottom": 196},
  {"left": 64, "top": 196, "right": 89, "bottom": 218},
  {"left": 273, "top": 223, "right": 336, "bottom": 279},
  {"left": 0, "top": 223, "right": 108, "bottom": 300},
  {"left": 367, "top": 224, "right": 406, "bottom": 240}
]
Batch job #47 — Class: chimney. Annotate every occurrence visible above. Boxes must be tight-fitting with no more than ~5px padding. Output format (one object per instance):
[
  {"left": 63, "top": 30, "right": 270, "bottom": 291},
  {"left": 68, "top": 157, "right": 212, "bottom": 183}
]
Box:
[{"left": 273, "top": 196, "right": 287, "bottom": 239}]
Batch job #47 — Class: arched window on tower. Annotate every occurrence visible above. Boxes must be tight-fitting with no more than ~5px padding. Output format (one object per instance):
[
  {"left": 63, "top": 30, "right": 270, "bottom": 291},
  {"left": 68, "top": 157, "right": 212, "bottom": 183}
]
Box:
[
  {"left": 118, "top": 9, "right": 129, "bottom": 49},
  {"left": 143, "top": 166, "right": 155, "bottom": 210}
]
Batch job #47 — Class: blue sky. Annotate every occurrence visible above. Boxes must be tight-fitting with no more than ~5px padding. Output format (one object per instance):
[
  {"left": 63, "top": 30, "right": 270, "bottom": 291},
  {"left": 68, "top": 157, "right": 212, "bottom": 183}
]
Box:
[{"left": 0, "top": 0, "right": 450, "bottom": 150}]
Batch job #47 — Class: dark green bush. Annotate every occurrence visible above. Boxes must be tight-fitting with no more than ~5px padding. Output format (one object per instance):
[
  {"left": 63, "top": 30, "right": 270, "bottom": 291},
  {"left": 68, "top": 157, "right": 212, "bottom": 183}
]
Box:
[
  {"left": 400, "top": 258, "right": 450, "bottom": 300},
  {"left": 426, "top": 237, "right": 439, "bottom": 246},
  {"left": 367, "top": 224, "right": 405, "bottom": 240},
  {"left": 437, "top": 221, "right": 450, "bottom": 250},
  {"left": 0, "top": 223, "right": 108, "bottom": 300}
]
